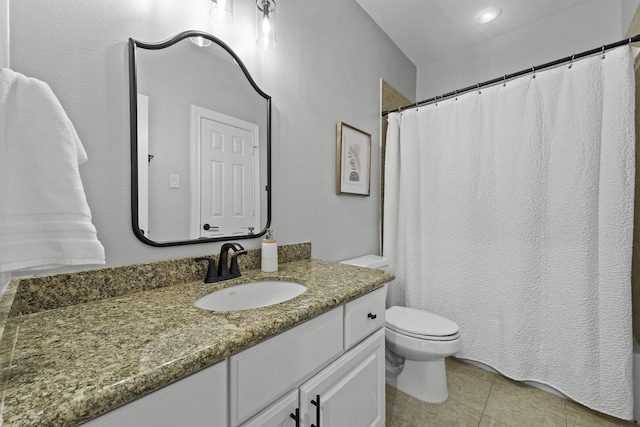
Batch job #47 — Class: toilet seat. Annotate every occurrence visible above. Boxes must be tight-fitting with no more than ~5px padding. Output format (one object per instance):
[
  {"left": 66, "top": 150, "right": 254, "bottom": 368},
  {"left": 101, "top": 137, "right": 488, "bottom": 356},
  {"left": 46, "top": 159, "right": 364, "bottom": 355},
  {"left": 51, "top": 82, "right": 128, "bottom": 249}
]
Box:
[
  {"left": 386, "top": 325, "right": 460, "bottom": 341},
  {"left": 386, "top": 306, "right": 460, "bottom": 342}
]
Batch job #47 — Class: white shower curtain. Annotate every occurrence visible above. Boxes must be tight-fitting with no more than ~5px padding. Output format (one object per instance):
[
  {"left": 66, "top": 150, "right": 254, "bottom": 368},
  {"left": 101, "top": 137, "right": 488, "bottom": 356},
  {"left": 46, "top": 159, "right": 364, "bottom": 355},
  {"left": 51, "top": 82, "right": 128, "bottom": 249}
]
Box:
[{"left": 384, "top": 46, "right": 637, "bottom": 419}]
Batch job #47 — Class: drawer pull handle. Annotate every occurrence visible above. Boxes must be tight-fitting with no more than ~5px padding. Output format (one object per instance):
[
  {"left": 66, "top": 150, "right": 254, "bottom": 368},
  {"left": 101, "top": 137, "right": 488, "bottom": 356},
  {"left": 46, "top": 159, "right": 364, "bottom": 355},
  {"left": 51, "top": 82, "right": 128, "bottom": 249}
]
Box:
[
  {"left": 368, "top": 312, "right": 377, "bottom": 320},
  {"left": 290, "top": 408, "right": 300, "bottom": 427},
  {"left": 311, "top": 394, "right": 321, "bottom": 427}
]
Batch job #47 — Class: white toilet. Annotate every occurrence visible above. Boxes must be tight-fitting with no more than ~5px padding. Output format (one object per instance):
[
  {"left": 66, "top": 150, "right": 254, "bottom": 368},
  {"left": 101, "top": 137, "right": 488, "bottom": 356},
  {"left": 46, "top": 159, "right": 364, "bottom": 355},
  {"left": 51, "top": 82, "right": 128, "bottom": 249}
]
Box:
[{"left": 341, "top": 255, "right": 462, "bottom": 403}]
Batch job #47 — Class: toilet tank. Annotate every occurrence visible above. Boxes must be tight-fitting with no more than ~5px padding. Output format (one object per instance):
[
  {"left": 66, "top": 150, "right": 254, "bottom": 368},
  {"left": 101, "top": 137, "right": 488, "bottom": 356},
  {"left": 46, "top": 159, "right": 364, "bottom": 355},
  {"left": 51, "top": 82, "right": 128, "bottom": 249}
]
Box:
[{"left": 340, "top": 255, "right": 390, "bottom": 271}]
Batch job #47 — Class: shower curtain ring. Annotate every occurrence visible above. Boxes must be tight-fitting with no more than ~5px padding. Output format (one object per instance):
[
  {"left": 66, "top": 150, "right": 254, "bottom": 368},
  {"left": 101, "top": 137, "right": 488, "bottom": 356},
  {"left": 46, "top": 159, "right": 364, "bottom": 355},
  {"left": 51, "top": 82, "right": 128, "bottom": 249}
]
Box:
[
  {"left": 531, "top": 66, "right": 536, "bottom": 79},
  {"left": 601, "top": 45, "right": 606, "bottom": 59},
  {"left": 477, "top": 83, "right": 481, "bottom": 95},
  {"left": 454, "top": 90, "right": 458, "bottom": 101},
  {"left": 503, "top": 74, "right": 507, "bottom": 87},
  {"left": 568, "top": 54, "right": 575, "bottom": 69}
]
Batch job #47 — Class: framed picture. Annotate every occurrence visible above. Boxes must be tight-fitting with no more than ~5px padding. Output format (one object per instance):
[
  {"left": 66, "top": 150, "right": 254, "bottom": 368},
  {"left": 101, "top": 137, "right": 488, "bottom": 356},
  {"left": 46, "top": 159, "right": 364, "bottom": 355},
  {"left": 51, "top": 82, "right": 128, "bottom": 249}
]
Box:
[{"left": 336, "top": 122, "right": 371, "bottom": 196}]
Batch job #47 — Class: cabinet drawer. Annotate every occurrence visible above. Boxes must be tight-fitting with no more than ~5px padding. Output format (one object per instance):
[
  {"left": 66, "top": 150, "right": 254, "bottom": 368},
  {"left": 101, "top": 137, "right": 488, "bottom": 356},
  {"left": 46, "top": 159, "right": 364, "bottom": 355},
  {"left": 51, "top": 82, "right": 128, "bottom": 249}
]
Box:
[
  {"left": 230, "top": 307, "right": 343, "bottom": 426},
  {"left": 344, "top": 285, "right": 387, "bottom": 349}
]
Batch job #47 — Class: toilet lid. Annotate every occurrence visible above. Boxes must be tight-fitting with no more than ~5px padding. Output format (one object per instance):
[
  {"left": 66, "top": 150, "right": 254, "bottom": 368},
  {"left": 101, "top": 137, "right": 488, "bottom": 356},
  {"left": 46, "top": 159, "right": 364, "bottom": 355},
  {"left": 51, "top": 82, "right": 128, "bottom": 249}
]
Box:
[
  {"left": 386, "top": 306, "right": 459, "bottom": 339},
  {"left": 340, "top": 255, "right": 389, "bottom": 269}
]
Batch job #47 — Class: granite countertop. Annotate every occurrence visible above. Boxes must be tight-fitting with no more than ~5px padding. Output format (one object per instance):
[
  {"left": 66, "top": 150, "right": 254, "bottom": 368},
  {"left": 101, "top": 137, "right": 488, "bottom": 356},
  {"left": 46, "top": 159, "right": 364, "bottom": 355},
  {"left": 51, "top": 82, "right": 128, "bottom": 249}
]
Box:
[{"left": 0, "top": 246, "right": 394, "bottom": 426}]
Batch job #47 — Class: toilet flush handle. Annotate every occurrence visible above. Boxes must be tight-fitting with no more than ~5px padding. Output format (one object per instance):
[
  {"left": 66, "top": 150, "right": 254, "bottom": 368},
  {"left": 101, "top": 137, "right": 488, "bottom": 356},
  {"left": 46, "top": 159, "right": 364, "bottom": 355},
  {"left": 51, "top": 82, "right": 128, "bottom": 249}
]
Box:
[{"left": 368, "top": 312, "right": 377, "bottom": 319}]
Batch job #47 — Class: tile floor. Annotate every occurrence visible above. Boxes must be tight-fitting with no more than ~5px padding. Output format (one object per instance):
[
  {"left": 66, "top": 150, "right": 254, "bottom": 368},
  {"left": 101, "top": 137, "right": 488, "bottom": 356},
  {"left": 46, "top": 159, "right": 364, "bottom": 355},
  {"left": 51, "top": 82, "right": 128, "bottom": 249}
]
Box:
[{"left": 386, "top": 358, "right": 637, "bottom": 427}]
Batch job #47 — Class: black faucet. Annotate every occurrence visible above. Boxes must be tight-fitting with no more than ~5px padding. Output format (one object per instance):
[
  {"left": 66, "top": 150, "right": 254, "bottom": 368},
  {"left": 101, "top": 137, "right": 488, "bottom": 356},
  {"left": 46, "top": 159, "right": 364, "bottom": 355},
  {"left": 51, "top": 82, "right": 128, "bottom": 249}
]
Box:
[
  {"left": 195, "top": 243, "right": 247, "bottom": 284},
  {"left": 218, "top": 243, "right": 247, "bottom": 280}
]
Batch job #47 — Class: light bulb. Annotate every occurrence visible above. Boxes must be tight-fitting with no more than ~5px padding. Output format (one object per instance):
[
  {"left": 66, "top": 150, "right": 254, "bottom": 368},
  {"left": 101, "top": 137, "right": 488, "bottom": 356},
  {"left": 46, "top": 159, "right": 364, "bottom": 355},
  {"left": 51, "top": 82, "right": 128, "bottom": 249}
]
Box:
[
  {"left": 217, "top": 0, "right": 227, "bottom": 20},
  {"left": 262, "top": 16, "right": 271, "bottom": 35},
  {"left": 190, "top": 36, "right": 212, "bottom": 47}
]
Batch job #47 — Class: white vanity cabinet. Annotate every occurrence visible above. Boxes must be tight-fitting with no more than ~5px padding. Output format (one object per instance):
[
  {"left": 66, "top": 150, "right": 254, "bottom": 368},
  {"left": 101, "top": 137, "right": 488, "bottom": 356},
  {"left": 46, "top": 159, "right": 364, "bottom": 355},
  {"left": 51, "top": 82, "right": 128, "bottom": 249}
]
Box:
[
  {"left": 82, "top": 285, "right": 387, "bottom": 427},
  {"left": 81, "top": 360, "right": 227, "bottom": 427},
  {"left": 236, "top": 286, "right": 387, "bottom": 427}
]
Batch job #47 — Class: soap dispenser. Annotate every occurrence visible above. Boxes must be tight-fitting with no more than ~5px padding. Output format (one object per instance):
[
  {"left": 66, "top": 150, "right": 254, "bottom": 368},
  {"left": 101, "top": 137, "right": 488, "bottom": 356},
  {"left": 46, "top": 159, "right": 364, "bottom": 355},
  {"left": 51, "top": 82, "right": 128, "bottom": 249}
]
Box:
[{"left": 261, "top": 229, "right": 278, "bottom": 272}]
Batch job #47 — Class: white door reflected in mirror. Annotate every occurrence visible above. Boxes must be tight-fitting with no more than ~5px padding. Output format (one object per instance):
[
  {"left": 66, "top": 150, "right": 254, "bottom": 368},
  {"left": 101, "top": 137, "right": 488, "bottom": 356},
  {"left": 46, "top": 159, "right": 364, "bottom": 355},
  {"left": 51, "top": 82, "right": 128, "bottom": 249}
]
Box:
[{"left": 191, "top": 107, "right": 260, "bottom": 239}]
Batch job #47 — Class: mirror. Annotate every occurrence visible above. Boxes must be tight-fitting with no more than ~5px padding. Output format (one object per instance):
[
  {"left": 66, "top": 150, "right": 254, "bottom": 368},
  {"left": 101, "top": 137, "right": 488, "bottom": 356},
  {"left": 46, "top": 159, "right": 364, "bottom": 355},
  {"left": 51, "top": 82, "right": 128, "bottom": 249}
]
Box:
[{"left": 129, "top": 31, "right": 271, "bottom": 246}]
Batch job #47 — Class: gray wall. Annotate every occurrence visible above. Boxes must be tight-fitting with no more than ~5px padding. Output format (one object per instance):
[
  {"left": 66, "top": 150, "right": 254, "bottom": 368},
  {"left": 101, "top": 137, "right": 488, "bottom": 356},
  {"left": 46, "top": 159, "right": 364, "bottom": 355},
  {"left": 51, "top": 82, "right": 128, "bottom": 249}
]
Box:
[
  {"left": 416, "top": 0, "right": 635, "bottom": 101},
  {"left": 9, "top": 0, "right": 416, "bottom": 270},
  {"left": 622, "top": 0, "right": 640, "bottom": 31}
]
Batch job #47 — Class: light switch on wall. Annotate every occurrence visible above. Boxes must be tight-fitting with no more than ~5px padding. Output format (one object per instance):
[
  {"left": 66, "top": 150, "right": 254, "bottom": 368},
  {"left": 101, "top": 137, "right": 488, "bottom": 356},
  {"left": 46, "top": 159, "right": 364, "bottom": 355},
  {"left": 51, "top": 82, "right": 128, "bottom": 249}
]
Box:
[{"left": 169, "top": 174, "right": 180, "bottom": 189}]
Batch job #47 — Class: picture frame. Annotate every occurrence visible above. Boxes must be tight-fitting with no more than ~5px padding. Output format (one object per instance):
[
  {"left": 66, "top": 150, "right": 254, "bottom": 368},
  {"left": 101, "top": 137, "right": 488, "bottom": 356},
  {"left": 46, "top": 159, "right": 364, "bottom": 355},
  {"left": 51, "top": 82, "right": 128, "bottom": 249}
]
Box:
[{"left": 336, "top": 122, "right": 371, "bottom": 196}]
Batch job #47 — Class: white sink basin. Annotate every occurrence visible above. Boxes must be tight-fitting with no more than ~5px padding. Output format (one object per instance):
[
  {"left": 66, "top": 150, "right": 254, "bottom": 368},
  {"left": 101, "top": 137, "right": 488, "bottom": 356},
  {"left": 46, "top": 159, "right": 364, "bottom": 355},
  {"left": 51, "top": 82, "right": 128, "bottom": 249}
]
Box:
[{"left": 195, "top": 280, "right": 307, "bottom": 312}]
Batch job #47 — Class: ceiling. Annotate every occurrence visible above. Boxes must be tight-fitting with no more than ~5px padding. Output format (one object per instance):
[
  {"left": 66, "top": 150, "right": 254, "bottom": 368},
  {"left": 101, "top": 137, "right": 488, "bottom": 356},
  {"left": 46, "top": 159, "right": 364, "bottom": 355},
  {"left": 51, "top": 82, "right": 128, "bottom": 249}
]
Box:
[{"left": 354, "top": 0, "right": 592, "bottom": 67}]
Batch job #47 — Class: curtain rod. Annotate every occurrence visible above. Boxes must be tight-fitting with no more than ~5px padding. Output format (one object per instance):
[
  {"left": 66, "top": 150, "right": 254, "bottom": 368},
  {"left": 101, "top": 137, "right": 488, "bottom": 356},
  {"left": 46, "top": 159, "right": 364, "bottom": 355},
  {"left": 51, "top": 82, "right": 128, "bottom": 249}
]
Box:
[{"left": 382, "top": 33, "right": 640, "bottom": 116}]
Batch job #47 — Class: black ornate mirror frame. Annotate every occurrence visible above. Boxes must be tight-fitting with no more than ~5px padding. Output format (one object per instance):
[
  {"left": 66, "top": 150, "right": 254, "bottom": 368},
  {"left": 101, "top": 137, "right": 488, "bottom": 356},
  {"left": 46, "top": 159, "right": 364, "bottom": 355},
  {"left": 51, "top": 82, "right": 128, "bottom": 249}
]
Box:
[{"left": 129, "top": 31, "right": 272, "bottom": 247}]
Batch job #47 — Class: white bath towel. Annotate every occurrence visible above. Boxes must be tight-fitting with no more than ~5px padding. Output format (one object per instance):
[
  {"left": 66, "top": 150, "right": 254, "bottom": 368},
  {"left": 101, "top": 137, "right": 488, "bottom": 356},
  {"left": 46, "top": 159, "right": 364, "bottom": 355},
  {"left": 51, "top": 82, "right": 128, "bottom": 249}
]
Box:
[
  {"left": 384, "top": 46, "right": 636, "bottom": 419},
  {"left": 0, "top": 68, "right": 105, "bottom": 273}
]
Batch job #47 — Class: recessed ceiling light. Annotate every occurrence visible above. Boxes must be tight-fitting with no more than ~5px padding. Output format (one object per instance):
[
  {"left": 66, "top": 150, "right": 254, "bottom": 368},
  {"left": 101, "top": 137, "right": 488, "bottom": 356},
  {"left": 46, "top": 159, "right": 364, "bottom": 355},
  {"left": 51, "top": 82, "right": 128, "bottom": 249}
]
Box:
[{"left": 476, "top": 6, "right": 502, "bottom": 24}]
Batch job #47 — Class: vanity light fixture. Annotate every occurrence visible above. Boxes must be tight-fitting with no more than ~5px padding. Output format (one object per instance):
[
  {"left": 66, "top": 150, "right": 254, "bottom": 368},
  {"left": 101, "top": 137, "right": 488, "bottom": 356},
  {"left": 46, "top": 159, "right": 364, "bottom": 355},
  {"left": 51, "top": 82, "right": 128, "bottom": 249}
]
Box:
[
  {"left": 210, "top": 0, "right": 233, "bottom": 24},
  {"left": 476, "top": 6, "right": 502, "bottom": 24},
  {"left": 256, "top": 0, "right": 276, "bottom": 50}
]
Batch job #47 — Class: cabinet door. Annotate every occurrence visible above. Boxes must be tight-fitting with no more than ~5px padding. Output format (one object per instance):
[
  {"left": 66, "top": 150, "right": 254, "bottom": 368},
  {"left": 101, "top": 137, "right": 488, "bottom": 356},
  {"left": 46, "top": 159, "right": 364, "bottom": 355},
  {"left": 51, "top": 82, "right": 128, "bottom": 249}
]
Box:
[
  {"left": 81, "top": 361, "right": 227, "bottom": 427},
  {"left": 242, "top": 390, "right": 298, "bottom": 427},
  {"left": 299, "top": 329, "right": 385, "bottom": 427}
]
